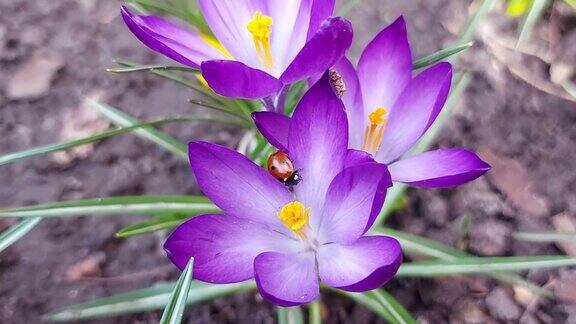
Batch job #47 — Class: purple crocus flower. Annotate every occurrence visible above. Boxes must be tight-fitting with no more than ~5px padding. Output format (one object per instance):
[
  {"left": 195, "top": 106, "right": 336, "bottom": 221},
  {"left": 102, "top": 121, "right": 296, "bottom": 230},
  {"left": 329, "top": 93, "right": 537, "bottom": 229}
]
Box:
[
  {"left": 253, "top": 17, "right": 490, "bottom": 189},
  {"left": 164, "top": 75, "right": 401, "bottom": 306},
  {"left": 121, "top": 1, "right": 353, "bottom": 100}
]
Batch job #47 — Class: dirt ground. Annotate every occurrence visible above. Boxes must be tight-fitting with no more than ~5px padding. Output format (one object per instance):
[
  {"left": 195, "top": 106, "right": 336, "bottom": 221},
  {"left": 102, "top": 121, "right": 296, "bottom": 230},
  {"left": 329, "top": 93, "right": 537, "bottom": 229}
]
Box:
[{"left": 0, "top": 0, "right": 575, "bottom": 323}]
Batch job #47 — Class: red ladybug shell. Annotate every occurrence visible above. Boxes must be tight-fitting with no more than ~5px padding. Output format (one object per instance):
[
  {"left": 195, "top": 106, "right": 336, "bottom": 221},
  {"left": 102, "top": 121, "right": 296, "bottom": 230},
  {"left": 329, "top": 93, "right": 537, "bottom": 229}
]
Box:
[{"left": 267, "top": 150, "right": 295, "bottom": 181}]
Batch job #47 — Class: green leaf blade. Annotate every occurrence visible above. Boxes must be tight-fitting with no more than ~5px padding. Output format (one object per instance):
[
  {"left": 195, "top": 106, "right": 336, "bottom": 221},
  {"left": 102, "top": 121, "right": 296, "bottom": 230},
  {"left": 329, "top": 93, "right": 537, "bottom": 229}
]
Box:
[
  {"left": 0, "top": 217, "right": 42, "bottom": 253},
  {"left": 88, "top": 100, "right": 188, "bottom": 160},
  {"left": 48, "top": 281, "right": 256, "bottom": 322},
  {"left": 0, "top": 118, "right": 195, "bottom": 166},
  {"left": 397, "top": 256, "right": 576, "bottom": 277},
  {"left": 513, "top": 231, "right": 576, "bottom": 243},
  {"left": 368, "top": 290, "right": 417, "bottom": 324},
  {"left": 277, "top": 306, "right": 304, "bottom": 324},
  {"left": 517, "top": 0, "right": 550, "bottom": 48},
  {"left": 413, "top": 42, "right": 473, "bottom": 69},
  {"left": 373, "top": 227, "right": 552, "bottom": 296},
  {"left": 0, "top": 196, "right": 219, "bottom": 219},
  {"left": 159, "top": 258, "right": 194, "bottom": 324}
]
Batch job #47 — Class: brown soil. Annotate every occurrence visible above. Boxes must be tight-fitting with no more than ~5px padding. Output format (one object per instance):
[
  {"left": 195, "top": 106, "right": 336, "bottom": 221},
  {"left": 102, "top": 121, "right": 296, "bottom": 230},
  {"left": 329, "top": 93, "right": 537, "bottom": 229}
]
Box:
[{"left": 1, "top": 0, "right": 575, "bottom": 323}]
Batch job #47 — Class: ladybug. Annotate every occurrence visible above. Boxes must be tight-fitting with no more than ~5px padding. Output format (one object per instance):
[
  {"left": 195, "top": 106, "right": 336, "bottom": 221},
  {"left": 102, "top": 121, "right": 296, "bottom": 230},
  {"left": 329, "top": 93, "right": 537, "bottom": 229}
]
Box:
[{"left": 267, "top": 150, "right": 302, "bottom": 187}]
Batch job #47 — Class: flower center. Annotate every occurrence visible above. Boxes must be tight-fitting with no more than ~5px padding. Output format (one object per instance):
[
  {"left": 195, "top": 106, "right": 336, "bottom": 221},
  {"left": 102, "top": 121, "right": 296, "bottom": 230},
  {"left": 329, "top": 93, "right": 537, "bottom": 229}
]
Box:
[
  {"left": 362, "top": 107, "right": 389, "bottom": 155},
  {"left": 247, "top": 11, "right": 274, "bottom": 71},
  {"left": 278, "top": 201, "right": 310, "bottom": 239}
]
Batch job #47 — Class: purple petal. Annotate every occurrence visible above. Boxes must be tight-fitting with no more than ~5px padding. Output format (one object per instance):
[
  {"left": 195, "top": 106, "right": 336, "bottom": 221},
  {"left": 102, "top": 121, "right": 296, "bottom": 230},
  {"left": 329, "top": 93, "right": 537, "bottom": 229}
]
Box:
[
  {"left": 357, "top": 16, "right": 412, "bottom": 116},
  {"left": 389, "top": 148, "right": 491, "bottom": 188},
  {"left": 188, "top": 141, "right": 292, "bottom": 230},
  {"left": 307, "top": 0, "right": 336, "bottom": 39},
  {"left": 376, "top": 62, "right": 452, "bottom": 163},
  {"left": 268, "top": 0, "right": 313, "bottom": 74},
  {"left": 288, "top": 73, "right": 348, "bottom": 223},
  {"left": 318, "top": 236, "right": 402, "bottom": 292},
  {"left": 280, "top": 17, "right": 353, "bottom": 84},
  {"left": 332, "top": 58, "right": 364, "bottom": 148},
  {"left": 201, "top": 60, "right": 282, "bottom": 99},
  {"left": 254, "top": 251, "right": 319, "bottom": 306},
  {"left": 252, "top": 112, "right": 291, "bottom": 152},
  {"left": 164, "top": 214, "right": 301, "bottom": 283},
  {"left": 197, "top": 0, "right": 259, "bottom": 67},
  {"left": 316, "top": 163, "right": 391, "bottom": 244},
  {"left": 197, "top": 0, "right": 321, "bottom": 75},
  {"left": 121, "top": 6, "right": 224, "bottom": 69},
  {"left": 343, "top": 149, "right": 374, "bottom": 168}
]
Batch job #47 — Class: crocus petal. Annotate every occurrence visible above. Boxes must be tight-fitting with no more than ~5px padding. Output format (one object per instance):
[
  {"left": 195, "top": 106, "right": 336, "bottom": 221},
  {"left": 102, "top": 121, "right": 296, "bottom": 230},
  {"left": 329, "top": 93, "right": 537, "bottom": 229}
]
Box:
[
  {"left": 376, "top": 62, "right": 452, "bottom": 163},
  {"left": 318, "top": 236, "right": 402, "bottom": 292},
  {"left": 188, "top": 141, "right": 292, "bottom": 230},
  {"left": 198, "top": 0, "right": 260, "bottom": 67},
  {"left": 333, "top": 58, "right": 364, "bottom": 148},
  {"left": 288, "top": 73, "right": 348, "bottom": 223},
  {"left": 316, "top": 163, "right": 391, "bottom": 244},
  {"left": 389, "top": 148, "right": 491, "bottom": 188},
  {"left": 343, "top": 149, "right": 374, "bottom": 168},
  {"left": 165, "top": 214, "right": 302, "bottom": 283},
  {"left": 121, "top": 6, "right": 224, "bottom": 69},
  {"left": 307, "top": 0, "right": 336, "bottom": 39},
  {"left": 357, "top": 16, "right": 412, "bottom": 115},
  {"left": 201, "top": 60, "right": 283, "bottom": 99},
  {"left": 252, "top": 112, "right": 291, "bottom": 152},
  {"left": 280, "top": 17, "right": 353, "bottom": 84},
  {"left": 267, "top": 0, "right": 311, "bottom": 74},
  {"left": 254, "top": 251, "right": 319, "bottom": 306}
]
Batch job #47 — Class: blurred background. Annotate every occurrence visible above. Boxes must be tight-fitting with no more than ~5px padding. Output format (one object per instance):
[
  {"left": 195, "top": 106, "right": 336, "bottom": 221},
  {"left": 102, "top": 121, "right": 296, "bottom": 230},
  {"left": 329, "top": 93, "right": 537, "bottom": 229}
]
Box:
[{"left": 0, "top": 0, "right": 575, "bottom": 322}]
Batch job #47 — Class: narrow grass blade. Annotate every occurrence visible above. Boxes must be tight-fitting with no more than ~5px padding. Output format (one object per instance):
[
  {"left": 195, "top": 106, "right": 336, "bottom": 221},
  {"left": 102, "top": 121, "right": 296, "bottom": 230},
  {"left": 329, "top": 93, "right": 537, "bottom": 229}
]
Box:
[
  {"left": 88, "top": 99, "right": 188, "bottom": 160},
  {"left": 458, "top": 0, "right": 496, "bottom": 44},
  {"left": 160, "top": 258, "right": 194, "bottom": 324},
  {"left": 113, "top": 60, "right": 255, "bottom": 119},
  {"left": 308, "top": 301, "right": 322, "bottom": 324},
  {"left": 48, "top": 281, "right": 256, "bottom": 322},
  {"left": 373, "top": 227, "right": 551, "bottom": 296},
  {"left": 376, "top": 73, "right": 471, "bottom": 223},
  {"left": 413, "top": 42, "right": 473, "bottom": 69},
  {"left": 277, "top": 307, "right": 304, "bottom": 324},
  {"left": 0, "top": 196, "right": 220, "bottom": 218},
  {"left": 513, "top": 231, "right": 576, "bottom": 242},
  {"left": 335, "top": 291, "right": 395, "bottom": 322},
  {"left": 107, "top": 64, "right": 197, "bottom": 73},
  {"left": 0, "top": 217, "right": 41, "bottom": 253},
  {"left": 188, "top": 98, "right": 252, "bottom": 126},
  {"left": 115, "top": 213, "right": 190, "bottom": 238},
  {"left": 0, "top": 118, "right": 194, "bottom": 166},
  {"left": 517, "top": 0, "right": 550, "bottom": 48},
  {"left": 368, "top": 290, "right": 417, "bottom": 324},
  {"left": 398, "top": 256, "right": 576, "bottom": 277},
  {"left": 113, "top": 60, "right": 218, "bottom": 103}
]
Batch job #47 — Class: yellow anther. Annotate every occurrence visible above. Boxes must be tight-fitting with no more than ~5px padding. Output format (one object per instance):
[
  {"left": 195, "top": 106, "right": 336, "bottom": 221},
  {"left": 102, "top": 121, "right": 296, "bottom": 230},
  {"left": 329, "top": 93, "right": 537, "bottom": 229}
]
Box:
[
  {"left": 369, "top": 107, "right": 388, "bottom": 126},
  {"left": 363, "top": 107, "right": 389, "bottom": 154},
  {"left": 247, "top": 12, "right": 273, "bottom": 39},
  {"left": 278, "top": 201, "right": 310, "bottom": 232},
  {"left": 200, "top": 33, "right": 233, "bottom": 59},
  {"left": 247, "top": 11, "right": 274, "bottom": 71}
]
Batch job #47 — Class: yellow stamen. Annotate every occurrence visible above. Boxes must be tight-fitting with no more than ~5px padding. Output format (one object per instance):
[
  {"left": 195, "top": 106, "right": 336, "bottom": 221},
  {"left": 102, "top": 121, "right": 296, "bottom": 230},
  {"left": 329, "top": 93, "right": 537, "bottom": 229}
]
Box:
[
  {"left": 247, "top": 11, "right": 274, "bottom": 71},
  {"left": 362, "top": 107, "right": 389, "bottom": 154},
  {"left": 200, "top": 33, "right": 233, "bottom": 59},
  {"left": 278, "top": 201, "right": 310, "bottom": 238}
]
